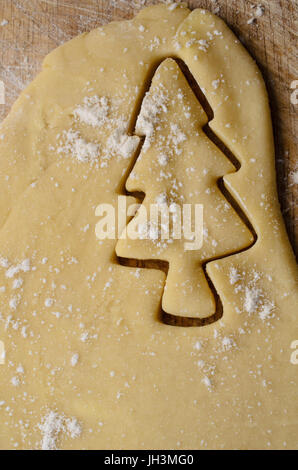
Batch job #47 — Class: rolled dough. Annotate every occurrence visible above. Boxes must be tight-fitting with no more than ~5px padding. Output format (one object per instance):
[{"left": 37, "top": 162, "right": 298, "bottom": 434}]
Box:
[{"left": 0, "top": 3, "right": 297, "bottom": 450}]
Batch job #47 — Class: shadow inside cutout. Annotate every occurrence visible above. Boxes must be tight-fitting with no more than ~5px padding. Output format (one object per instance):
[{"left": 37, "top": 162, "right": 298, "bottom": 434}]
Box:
[{"left": 115, "top": 57, "right": 257, "bottom": 327}]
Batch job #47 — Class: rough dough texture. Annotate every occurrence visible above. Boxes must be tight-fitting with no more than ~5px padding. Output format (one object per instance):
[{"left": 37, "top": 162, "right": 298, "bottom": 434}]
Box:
[{"left": 0, "top": 3, "right": 297, "bottom": 450}]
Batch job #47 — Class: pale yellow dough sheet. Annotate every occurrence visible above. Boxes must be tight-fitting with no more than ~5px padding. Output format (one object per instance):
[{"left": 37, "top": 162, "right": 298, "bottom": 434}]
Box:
[{"left": 0, "top": 3, "right": 297, "bottom": 450}]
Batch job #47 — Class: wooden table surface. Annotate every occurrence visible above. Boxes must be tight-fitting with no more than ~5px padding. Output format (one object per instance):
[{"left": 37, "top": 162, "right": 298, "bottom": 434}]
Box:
[{"left": 0, "top": 0, "right": 297, "bottom": 252}]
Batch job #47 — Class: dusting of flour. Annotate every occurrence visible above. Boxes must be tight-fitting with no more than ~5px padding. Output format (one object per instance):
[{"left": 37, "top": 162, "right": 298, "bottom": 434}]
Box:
[
  {"left": 57, "top": 130, "right": 100, "bottom": 164},
  {"left": 73, "top": 95, "right": 109, "bottom": 127},
  {"left": 39, "top": 411, "right": 81, "bottom": 450}
]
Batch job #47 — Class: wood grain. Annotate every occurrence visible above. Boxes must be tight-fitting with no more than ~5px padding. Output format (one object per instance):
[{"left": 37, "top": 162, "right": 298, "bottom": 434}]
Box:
[{"left": 0, "top": 0, "right": 297, "bottom": 252}]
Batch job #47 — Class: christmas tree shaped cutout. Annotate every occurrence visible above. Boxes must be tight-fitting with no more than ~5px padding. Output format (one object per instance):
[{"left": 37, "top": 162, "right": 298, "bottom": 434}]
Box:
[{"left": 116, "top": 59, "right": 253, "bottom": 320}]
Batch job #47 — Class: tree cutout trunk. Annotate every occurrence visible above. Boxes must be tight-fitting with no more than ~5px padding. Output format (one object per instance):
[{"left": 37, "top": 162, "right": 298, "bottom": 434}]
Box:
[{"left": 116, "top": 58, "right": 253, "bottom": 320}]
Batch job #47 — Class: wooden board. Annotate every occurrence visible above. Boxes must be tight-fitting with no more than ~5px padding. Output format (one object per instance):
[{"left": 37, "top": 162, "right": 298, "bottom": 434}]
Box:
[{"left": 0, "top": 0, "right": 297, "bottom": 251}]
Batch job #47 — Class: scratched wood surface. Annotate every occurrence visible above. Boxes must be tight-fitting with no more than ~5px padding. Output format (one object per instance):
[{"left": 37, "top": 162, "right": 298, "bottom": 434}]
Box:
[{"left": 0, "top": 0, "right": 297, "bottom": 252}]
